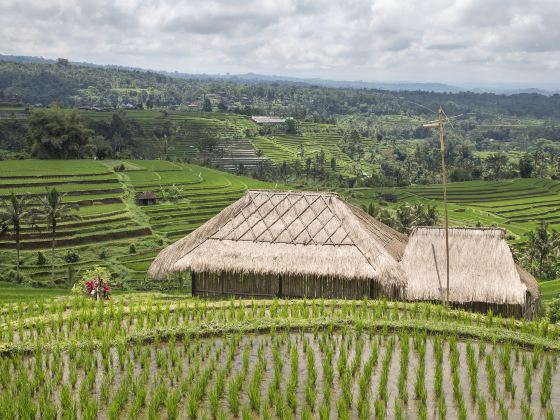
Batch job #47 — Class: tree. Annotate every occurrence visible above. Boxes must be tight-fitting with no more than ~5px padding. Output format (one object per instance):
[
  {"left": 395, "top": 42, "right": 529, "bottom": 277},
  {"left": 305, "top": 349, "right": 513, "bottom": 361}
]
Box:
[
  {"left": 485, "top": 152, "right": 508, "bottom": 180},
  {"left": 285, "top": 118, "right": 299, "bottom": 134},
  {"left": 217, "top": 100, "right": 228, "bottom": 112},
  {"left": 0, "top": 192, "right": 33, "bottom": 282},
  {"left": 154, "top": 121, "right": 176, "bottom": 160},
  {"left": 56, "top": 58, "right": 70, "bottom": 67},
  {"left": 518, "top": 154, "right": 534, "bottom": 178},
  {"left": 32, "top": 188, "right": 80, "bottom": 282},
  {"left": 524, "top": 222, "right": 560, "bottom": 280},
  {"left": 202, "top": 97, "right": 212, "bottom": 112},
  {"left": 339, "top": 129, "right": 364, "bottom": 160},
  {"left": 29, "top": 106, "right": 93, "bottom": 159}
]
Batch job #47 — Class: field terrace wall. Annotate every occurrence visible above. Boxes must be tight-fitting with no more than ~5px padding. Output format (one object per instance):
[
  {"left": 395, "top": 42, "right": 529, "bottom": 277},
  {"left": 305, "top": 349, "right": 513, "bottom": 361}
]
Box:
[{"left": 150, "top": 190, "right": 408, "bottom": 300}]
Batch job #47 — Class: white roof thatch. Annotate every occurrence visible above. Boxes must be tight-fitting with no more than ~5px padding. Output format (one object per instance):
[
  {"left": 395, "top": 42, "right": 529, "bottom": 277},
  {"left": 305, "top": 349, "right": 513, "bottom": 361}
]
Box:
[
  {"left": 251, "top": 116, "right": 287, "bottom": 124},
  {"left": 401, "top": 227, "right": 540, "bottom": 305},
  {"left": 149, "top": 190, "right": 407, "bottom": 286}
]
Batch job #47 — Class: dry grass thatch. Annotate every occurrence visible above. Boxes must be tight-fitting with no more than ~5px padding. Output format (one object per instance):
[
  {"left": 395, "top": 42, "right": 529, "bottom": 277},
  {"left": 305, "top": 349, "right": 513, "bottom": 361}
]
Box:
[
  {"left": 149, "top": 190, "right": 407, "bottom": 285},
  {"left": 401, "top": 226, "right": 539, "bottom": 305}
]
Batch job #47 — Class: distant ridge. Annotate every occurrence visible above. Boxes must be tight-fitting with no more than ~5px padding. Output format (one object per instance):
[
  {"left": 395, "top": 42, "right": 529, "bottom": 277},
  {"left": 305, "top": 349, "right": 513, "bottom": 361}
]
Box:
[{"left": 1, "top": 54, "right": 559, "bottom": 95}]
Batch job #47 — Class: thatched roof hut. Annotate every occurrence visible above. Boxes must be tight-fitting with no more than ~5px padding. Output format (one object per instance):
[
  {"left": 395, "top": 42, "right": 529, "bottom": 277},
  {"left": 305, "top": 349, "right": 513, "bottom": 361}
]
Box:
[
  {"left": 400, "top": 227, "right": 541, "bottom": 318},
  {"left": 149, "top": 190, "right": 408, "bottom": 299},
  {"left": 136, "top": 191, "right": 157, "bottom": 205}
]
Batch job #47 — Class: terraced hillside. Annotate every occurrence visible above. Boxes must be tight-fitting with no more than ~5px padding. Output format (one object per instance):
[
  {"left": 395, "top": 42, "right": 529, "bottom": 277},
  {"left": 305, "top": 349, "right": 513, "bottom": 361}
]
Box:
[
  {"left": 348, "top": 178, "right": 560, "bottom": 243},
  {"left": 250, "top": 122, "right": 380, "bottom": 176},
  {"left": 0, "top": 159, "right": 274, "bottom": 288},
  {"left": 82, "top": 109, "right": 388, "bottom": 176},
  {"left": 83, "top": 110, "right": 267, "bottom": 169}
]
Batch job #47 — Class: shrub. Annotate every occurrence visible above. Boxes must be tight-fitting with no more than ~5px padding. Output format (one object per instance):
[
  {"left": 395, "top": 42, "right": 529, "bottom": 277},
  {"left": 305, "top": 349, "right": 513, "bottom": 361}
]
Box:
[
  {"left": 113, "top": 163, "right": 126, "bottom": 172},
  {"left": 548, "top": 298, "right": 560, "bottom": 324},
  {"left": 99, "top": 250, "right": 108, "bottom": 259},
  {"left": 64, "top": 250, "right": 80, "bottom": 263},
  {"left": 36, "top": 251, "right": 47, "bottom": 266},
  {"left": 1, "top": 269, "right": 28, "bottom": 284},
  {"left": 129, "top": 244, "right": 137, "bottom": 254}
]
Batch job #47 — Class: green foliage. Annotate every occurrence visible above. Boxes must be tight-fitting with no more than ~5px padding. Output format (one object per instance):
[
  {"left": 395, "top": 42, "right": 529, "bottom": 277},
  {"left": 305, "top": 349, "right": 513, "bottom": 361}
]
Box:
[
  {"left": 547, "top": 298, "right": 560, "bottom": 324},
  {"left": 524, "top": 222, "right": 560, "bottom": 280},
  {"left": 519, "top": 154, "right": 535, "bottom": 178},
  {"left": 64, "top": 249, "right": 80, "bottom": 263},
  {"left": 79, "top": 265, "right": 111, "bottom": 286},
  {"left": 28, "top": 106, "right": 94, "bottom": 159},
  {"left": 363, "top": 201, "right": 438, "bottom": 233}
]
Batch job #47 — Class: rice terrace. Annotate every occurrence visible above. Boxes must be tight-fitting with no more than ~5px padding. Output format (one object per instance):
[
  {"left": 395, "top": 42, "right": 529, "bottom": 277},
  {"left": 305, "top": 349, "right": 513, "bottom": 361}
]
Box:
[{"left": 2, "top": 3, "right": 560, "bottom": 417}]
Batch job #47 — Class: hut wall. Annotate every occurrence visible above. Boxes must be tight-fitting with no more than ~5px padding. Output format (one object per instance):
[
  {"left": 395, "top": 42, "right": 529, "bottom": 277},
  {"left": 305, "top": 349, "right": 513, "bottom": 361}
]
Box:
[{"left": 192, "top": 271, "right": 402, "bottom": 300}]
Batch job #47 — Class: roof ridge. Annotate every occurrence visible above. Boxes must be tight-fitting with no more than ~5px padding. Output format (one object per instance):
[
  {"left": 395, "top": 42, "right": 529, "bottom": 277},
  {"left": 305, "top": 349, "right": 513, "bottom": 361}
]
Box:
[{"left": 248, "top": 189, "right": 339, "bottom": 197}]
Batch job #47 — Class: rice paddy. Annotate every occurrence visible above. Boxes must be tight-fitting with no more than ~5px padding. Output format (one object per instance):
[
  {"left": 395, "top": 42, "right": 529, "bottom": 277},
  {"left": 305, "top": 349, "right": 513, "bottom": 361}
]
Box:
[
  {"left": 0, "top": 294, "right": 559, "bottom": 419},
  {"left": 0, "top": 159, "right": 273, "bottom": 287},
  {"left": 348, "top": 178, "right": 560, "bottom": 244}
]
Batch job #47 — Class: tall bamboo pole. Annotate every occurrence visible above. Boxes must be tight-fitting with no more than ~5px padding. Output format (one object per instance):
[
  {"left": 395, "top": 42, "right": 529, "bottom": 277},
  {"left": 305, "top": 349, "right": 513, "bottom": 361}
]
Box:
[{"left": 437, "top": 107, "right": 450, "bottom": 305}]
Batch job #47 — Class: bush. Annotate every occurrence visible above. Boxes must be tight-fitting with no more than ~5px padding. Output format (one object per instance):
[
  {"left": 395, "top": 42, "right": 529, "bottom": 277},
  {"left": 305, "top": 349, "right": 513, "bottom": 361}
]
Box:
[
  {"left": 548, "top": 298, "right": 560, "bottom": 324},
  {"left": 36, "top": 251, "right": 47, "bottom": 266},
  {"left": 113, "top": 163, "right": 126, "bottom": 172},
  {"left": 99, "top": 250, "right": 108, "bottom": 259},
  {"left": 64, "top": 250, "right": 80, "bottom": 263},
  {"left": 1, "top": 269, "right": 29, "bottom": 284},
  {"left": 129, "top": 243, "right": 137, "bottom": 254}
]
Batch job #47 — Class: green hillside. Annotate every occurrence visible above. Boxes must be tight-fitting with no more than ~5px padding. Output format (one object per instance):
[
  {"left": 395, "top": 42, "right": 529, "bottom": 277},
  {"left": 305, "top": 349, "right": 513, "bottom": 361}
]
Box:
[
  {"left": 347, "top": 178, "right": 560, "bottom": 244},
  {"left": 0, "top": 159, "right": 274, "bottom": 288}
]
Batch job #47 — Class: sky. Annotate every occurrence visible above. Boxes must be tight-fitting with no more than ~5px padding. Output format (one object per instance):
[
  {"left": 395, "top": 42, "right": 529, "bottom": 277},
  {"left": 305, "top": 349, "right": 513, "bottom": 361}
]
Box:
[{"left": 1, "top": 0, "right": 559, "bottom": 87}]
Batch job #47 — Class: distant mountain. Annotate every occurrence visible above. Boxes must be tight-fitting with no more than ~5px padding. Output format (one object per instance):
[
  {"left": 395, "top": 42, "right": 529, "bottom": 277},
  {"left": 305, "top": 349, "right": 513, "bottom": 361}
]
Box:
[{"left": 1, "top": 53, "right": 558, "bottom": 95}]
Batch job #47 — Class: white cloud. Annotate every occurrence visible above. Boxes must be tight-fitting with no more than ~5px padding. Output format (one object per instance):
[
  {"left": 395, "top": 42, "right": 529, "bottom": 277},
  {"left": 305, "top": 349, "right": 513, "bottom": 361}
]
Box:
[{"left": 1, "top": 0, "right": 559, "bottom": 84}]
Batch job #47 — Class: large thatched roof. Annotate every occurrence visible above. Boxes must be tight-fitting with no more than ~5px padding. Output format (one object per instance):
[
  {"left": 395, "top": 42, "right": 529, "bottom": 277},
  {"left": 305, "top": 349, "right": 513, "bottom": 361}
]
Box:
[
  {"left": 149, "top": 190, "right": 407, "bottom": 285},
  {"left": 401, "top": 227, "right": 540, "bottom": 305}
]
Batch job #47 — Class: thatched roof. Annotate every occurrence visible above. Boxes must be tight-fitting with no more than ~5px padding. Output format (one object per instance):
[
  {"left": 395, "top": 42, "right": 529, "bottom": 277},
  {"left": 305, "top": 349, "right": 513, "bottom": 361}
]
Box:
[
  {"left": 149, "top": 190, "right": 407, "bottom": 285},
  {"left": 136, "top": 191, "right": 157, "bottom": 200},
  {"left": 401, "top": 227, "right": 540, "bottom": 305}
]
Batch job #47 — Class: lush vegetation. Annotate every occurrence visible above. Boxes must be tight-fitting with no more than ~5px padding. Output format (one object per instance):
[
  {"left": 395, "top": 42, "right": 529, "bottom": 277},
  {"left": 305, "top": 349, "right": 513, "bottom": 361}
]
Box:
[
  {"left": 3, "top": 59, "right": 560, "bottom": 122},
  {"left": 1, "top": 58, "right": 560, "bottom": 189},
  {"left": 0, "top": 292, "right": 559, "bottom": 418},
  {"left": 0, "top": 159, "right": 274, "bottom": 288}
]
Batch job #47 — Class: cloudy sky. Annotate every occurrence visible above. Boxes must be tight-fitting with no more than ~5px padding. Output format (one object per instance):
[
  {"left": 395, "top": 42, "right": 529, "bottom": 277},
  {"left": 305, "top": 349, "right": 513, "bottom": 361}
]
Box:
[{"left": 1, "top": 0, "right": 559, "bottom": 86}]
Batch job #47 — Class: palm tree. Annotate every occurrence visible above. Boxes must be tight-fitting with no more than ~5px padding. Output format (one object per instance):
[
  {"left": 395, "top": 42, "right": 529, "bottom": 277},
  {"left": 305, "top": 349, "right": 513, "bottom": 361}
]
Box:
[
  {"left": 0, "top": 192, "right": 33, "bottom": 281},
  {"left": 32, "top": 188, "right": 80, "bottom": 281}
]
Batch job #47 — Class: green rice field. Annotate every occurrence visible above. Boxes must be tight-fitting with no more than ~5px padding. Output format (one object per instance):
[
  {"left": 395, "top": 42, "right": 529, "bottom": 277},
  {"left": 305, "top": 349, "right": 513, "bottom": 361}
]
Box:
[
  {"left": 348, "top": 178, "right": 560, "bottom": 244},
  {"left": 0, "top": 159, "right": 274, "bottom": 288},
  {"left": 0, "top": 293, "right": 559, "bottom": 419}
]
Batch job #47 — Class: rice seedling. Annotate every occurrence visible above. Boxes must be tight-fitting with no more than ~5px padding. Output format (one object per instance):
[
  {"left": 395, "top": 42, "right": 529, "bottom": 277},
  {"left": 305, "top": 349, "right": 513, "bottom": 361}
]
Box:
[
  {"left": 399, "top": 334, "right": 410, "bottom": 402},
  {"left": 478, "top": 394, "right": 488, "bottom": 420},
  {"left": 414, "top": 336, "right": 427, "bottom": 404},
  {"left": 378, "top": 337, "right": 395, "bottom": 403},
  {"left": 521, "top": 399, "right": 534, "bottom": 420},
  {"left": 437, "top": 396, "right": 447, "bottom": 420},
  {"left": 228, "top": 373, "right": 243, "bottom": 417},
  {"left": 433, "top": 336, "right": 444, "bottom": 400},
  {"left": 498, "top": 398, "right": 509, "bottom": 420},
  {"left": 486, "top": 354, "right": 497, "bottom": 401},
  {"left": 466, "top": 342, "right": 479, "bottom": 401},
  {"left": 540, "top": 357, "right": 553, "bottom": 407}
]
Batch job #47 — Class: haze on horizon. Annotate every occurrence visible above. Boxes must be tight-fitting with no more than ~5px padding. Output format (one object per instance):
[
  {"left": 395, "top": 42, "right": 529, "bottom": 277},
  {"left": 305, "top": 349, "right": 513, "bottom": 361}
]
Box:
[{"left": 1, "top": 0, "right": 559, "bottom": 89}]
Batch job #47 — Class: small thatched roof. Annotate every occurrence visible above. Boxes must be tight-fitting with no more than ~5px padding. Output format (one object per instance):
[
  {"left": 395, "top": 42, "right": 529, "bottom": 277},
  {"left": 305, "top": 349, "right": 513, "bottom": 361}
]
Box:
[
  {"left": 136, "top": 191, "right": 157, "bottom": 200},
  {"left": 149, "top": 190, "right": 407, "bottom": 286},
  {"left": 401, "top": 227, "right": 540, "bottom": 305}
]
